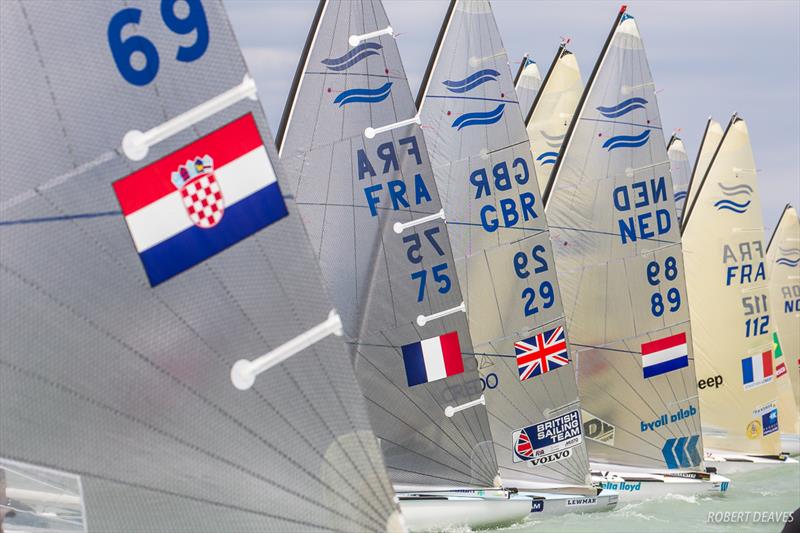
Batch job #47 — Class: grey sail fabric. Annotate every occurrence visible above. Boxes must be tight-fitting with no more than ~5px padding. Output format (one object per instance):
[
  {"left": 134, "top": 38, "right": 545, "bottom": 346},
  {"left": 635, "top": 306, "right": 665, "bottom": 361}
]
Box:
[
  {"left": 417, "top": 0, "right": 591, "bottom": 489},
  {"left": 513, "top": 56, "right": 542, "bottom": 123},
  {"left": 0, "top": 1, "right": 398, "bottom": 531},
  {"left": 276, "top": 0, "right": 497, "bottom": 490},
  {"left": 667, "top": 136, "right": 691, "bottom": 224},
  {"left": 545, "top": 10, "right": 704, "bottom": 471}
]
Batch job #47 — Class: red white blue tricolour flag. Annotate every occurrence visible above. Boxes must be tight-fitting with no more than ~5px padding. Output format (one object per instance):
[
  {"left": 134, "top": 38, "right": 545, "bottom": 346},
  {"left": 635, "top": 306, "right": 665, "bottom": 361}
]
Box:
[
  {"left": 641, "top": 332, "right": 689, "bottom": 379},
  {"left": 401, "top": 331, "right": 464, "bottom": 387},
  {"left": 113, "top": 114, "right": 287, "bottom": 286}
]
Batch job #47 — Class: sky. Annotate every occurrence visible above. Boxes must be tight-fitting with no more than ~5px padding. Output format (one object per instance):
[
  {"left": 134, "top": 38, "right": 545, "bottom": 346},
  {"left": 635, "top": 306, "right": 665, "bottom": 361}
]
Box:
[{"left": 225, "top": 0, "right": 800, "bottom": 235}]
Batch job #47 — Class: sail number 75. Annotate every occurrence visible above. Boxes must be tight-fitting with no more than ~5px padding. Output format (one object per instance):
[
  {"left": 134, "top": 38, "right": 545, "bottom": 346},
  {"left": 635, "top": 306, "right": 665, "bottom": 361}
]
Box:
[
  {"left": 513, "top": 244, "right": 554, "bottom": 316},
  {"left": 404, "top": 226, "right": 451, "bottom": 302}
]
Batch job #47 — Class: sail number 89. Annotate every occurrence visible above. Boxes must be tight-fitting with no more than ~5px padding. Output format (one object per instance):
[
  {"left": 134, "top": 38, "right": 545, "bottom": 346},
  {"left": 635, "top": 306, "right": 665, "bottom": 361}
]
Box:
[
  {"left": 646, "top": 256, "right": 681, "bottom": 317},
  {"left": 108, "top": 0, "right": 209, "bottom": 86},
  {"left": 514, "top": 244, "right": 554, "bottom": 316}
]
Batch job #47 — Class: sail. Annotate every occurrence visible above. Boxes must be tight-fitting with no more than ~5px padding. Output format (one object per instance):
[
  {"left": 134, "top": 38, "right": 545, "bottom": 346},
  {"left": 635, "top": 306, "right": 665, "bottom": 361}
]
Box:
[
  {"left": 417, "top": 0, "right": 591, "bottom": 489},
  {"left": 276, "top": 0, "right": 497, "bottom": 490},
  {"left": 545, "top": 8, "right": 704, "bottom": 471},
  {"left": 0, "top": 1, "right": 399, "bottom": 531},
  {"left": 525, "top": 44, "right": 583, "bottom": 196},
  {"left": 667, "top": 136, "right": 691, "bottom": 223},
  {"left": 682, "top": 115, "right": 782, "bottom": 455},
  {"left": 514, "top": 55, "right": 542, "bottom": 123},
  {"left": 766, "top": 205, "right": 800, "bottom": 438},
  {"left": 683, "top": 118, "right": 723, "bottom": 226}
]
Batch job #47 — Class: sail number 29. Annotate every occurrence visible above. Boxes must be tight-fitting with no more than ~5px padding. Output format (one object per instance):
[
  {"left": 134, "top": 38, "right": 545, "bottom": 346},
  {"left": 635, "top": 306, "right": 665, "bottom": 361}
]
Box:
[
  {"left": 108, "top": 0, "right": 209, "bottom": 86},
  {"left": 646, "top": 256, "right": 681, "bottom": 317},
  {"left": 513, "top": 244, "right": 554, "bottom": 316}
]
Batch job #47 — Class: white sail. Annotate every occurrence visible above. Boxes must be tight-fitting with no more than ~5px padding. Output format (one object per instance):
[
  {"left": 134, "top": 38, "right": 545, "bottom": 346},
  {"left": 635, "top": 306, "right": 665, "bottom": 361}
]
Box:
[
  {"left": 766, "top": 205, "right": 800, "bottom": 445},
  {"left": 667, "top": 136, "right": 691, "bottom": 223},
  {"left": 682, "top": 115, "right": 782, "bottom": 455},
  {"left": 514, "top": 55, "right": 542, "bottom": 122},
  {"left": 525, "top": 44, "right": 583, "bottom": 196},
  {"left": 683, "top": 118, "right": 723, "bottom": 226},
  {"left": 417, "top": 0, "right": 593, "bottom": 491},
  {"left": 545, "top": 8, "right": 705, "bottom": 472},
  {"left": 0, "top": 1, "right": 400, "bottom": 531}
]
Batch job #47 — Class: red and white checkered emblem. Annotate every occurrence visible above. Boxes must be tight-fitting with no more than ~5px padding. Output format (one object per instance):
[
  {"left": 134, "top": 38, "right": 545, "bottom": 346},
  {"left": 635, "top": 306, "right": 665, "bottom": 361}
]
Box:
[{"left": 180, "top": 172, "right": 225, "bottom": 228}]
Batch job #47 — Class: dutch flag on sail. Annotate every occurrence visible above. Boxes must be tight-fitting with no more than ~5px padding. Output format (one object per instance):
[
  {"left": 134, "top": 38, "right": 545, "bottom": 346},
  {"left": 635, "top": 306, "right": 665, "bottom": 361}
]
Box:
[
  {"left": 741, "top": 350, "right": 774, "bottom": 390},
  {"left": 641, "top": 332, "right": 689, "bottom": 379},
  {"left": 401, "top": 331, "right": 464, "bottom": 387},
  {"left": 113, "top": 114, "right": 288, "bottom": 286}
]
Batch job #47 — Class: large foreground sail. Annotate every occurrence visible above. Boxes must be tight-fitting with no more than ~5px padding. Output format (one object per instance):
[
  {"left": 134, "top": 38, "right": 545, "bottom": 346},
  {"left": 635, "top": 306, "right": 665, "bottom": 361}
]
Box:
[
  {"left": 766, "top": 205, "right": 800, "bottom": 449},
  {"left": 417, "top": 0, "right": 593, "bottom": 492},
  {"left": 545, "top": 8, "right": 706, "bottom": 474},
  {"left": 525, "top": 44, "right": 583, "bottom": 195},
  {"left": 682, "top": 115, "right": 782, "bottom": 457},
  {"left": 276, "top": 0, "right": 498, "bottom": 491},
  {"left": 667, "top": 135, "right": 691, "bottom": 223},
  {"left": 683, "top": 118, "right": 723, "bottom": 226},
  {"left": 514, "top": 55, "right": 542, "bottom": 122},
  {"left": 0, "top": 1, "right": 398, "bottom": 531}
]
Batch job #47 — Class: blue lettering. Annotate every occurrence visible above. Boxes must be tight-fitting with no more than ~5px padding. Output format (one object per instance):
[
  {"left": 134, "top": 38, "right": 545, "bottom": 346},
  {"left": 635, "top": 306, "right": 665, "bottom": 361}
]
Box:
[
  {"left": 357, "top": 148, "right": 376, "bottom": 180},
  {"left": 500, "top": 198, "right": 519, "bottom": 228},
  {"left": 399, "top": 136, "right": 422, "bottom": 165},
  {"left": 480, "top": 204, "right": 498, "bottom": 232},
  {"left": 470, "top": 168, "right": 490, "bottom": 199},
  {"left": 512, "top": 157, "right": 529, "bottom": 185},
  {"left": 413, "top": 174, "right": 432, "bottom": 205},
  {"left": 493, "top": 161, "right": 512, "bottom": 191},
  {"left": 365, "top": 184, "right": 382, "bottom": 216}
]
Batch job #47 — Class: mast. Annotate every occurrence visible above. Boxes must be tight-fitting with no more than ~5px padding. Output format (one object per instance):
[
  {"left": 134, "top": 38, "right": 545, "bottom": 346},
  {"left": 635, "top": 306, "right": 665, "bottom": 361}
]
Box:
[
  {"left": 682, "top": 117, "right": 724, "bottom": 232},
  {"left": 513, "top": 54, "right": 530, "bottom": 86},
  {"left": 544, "top": 7, "right": 705, "bottom": 471},
  {"left": 278, "top": 0, "right": 498, "bottom": 490},
  {"left": 417, "top": 0, "right": 593, "bottom": 491},
  {"left": 0, "top": 0, "right": 399, "bottom": 530}
]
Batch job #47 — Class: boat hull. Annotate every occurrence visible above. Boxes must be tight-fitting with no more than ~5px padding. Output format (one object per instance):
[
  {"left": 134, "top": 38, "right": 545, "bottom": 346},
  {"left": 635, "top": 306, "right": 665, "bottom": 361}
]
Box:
[
  {"left": 704, "top": 450, "right": 799, "bottom": 474},
  {"left": 514, "top": 490, "right": 619, "bottom": 516},
  {"left": 399, "top": 493, "right": 530, "bottom": 531},
  {"left": 781, "top": 434, "right": 800, "bottom": 455},
  {"left": 591, "top": 469, "right": 731, "bottom": 503}
]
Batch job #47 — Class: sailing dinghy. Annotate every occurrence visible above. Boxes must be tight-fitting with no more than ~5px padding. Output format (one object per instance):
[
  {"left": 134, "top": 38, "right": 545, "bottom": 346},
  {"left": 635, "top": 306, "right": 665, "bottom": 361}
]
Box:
[
  {"left": 682, "top": 114, "right": 798, "bottom": 472},
  {"left": 416, "top": 0, "right": 617, "bottom": 516},
  {"left": 514, "top": 55, "right": 542, "bottom": 123},
  {"left": 0, "top": 1, "right": 403, "bottom": 531},
  {"left": 544, "top": 6, "right": 731, "bottom": 501},
  {"left": 667, "top": 135, "right": 691, "bottom": 224},
  {"left": 275, "top": 0, "right": 530, "bottom": 529},
  {"left": 766, "top": 205, "right": 800, "bottom": 454},
  {"left": 525, "top": 43, "right": 583, "bottom": 196}
]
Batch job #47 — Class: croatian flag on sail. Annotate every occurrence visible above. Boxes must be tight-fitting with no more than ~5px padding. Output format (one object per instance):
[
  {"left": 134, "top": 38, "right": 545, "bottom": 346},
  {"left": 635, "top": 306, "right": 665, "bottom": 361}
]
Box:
[
  {"left": 514, "top": 326, "right": 570, "bottom": 382},
  {"left": 641, "top": 332, "right": 689, "bottom": 379},
  {"left": 401, "top": 331, "right": 464, "bottom": 387},
  {"left": 741, "top": 350, "right": 774, "bottom": 390},
  {"left": 113, "top": 114, "right": 288, "bottom": 286}
]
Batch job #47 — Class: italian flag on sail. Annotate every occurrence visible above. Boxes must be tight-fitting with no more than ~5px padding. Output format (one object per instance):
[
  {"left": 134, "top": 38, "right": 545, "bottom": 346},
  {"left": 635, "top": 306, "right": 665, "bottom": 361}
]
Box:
[{"left": 773, "top": 332, "right": 787, "bottom": 378}]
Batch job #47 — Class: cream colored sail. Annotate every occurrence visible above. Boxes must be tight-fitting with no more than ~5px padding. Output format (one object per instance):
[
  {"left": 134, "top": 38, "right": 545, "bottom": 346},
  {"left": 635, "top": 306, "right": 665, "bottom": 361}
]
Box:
[
  {"left": 667, "top": 136, "right": 691, "bottom": 223},
  {"left": 766, "top": 205, "right": 800, "bottom": 440},
  {"left": 682, "top": 115, "right": 782, "bottom": 455},
  {"left": 525, "top": 45, "right": 583, "bottom": 196},
  {"left": 684, "top": 118, "right": 723, "bottom": 222}
]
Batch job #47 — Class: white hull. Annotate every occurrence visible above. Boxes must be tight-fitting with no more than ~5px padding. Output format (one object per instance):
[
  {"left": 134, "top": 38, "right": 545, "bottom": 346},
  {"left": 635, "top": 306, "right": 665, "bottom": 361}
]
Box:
[
  {"left": 704, "top": 449, "right": 799, "bottom": 474},
  {"left": 781, "top": 434, "right": 800, "bottom": 455},
  {"left": 514, "top": 490, "right": 619, "bottom": 516},
  {"left": 591, "top": 465, "right": 731, "bottom": 503},
  {"left": 399, "top": 492, "right": 530, "bottom": 531}
]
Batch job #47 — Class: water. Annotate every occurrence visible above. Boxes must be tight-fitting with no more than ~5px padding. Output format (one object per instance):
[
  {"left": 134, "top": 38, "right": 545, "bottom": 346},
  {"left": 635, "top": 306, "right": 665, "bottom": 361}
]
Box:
[{"left": 497, "top": 464, "right": 799, "bottom": 533}]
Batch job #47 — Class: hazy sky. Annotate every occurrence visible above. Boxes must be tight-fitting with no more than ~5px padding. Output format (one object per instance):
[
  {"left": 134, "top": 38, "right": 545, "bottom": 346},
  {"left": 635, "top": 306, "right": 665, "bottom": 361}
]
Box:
[{"left": 225, "top": 0, "right": 799, "bottom": 235}]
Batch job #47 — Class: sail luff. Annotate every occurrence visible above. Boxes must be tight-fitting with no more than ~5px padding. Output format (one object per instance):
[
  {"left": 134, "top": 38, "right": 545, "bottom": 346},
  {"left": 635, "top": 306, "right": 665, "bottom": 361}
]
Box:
[
  {"left": 513, "top": 54, "right": 530, "bottom": 86},
  {"left": 667, "top": 135, "right": 691, "bottom": 223},
  {"left": 682, "top": 117, "right": 724, "bottom": 232},
  {"left": 524, "top": 44, "right": 566, "bottom": 125},
  {"left": 415, "top": 0, "right": 458, "bottom": 110}
]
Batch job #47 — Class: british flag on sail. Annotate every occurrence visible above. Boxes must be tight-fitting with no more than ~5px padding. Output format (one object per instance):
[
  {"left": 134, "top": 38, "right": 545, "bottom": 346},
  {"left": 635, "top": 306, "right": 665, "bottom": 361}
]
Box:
[{"left": 514, "top": 326, "right": 571, "bottom": 382}]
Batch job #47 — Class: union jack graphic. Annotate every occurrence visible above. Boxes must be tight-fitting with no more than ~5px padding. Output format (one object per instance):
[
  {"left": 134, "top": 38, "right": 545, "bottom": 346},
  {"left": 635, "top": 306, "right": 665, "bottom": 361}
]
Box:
[
  {"left": 515, "top": 326, "right": 570, "bottom": 382},
  {"left": 514, "top": 428, "right": 534, "bottom": 461}
]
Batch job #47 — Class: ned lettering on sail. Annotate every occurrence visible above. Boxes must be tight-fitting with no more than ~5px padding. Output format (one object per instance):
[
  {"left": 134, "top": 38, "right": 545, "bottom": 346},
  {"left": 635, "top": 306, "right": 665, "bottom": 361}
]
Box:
[{"left": 612, "top": 176, "right": 671, "bottom": 244}]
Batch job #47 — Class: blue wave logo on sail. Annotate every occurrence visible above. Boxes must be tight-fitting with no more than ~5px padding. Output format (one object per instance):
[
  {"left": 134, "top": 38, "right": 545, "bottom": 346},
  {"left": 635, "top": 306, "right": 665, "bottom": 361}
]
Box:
[
  {"left": 442, "top": 69, "right": 500, "bottom": 93},
  {"left": 714, "top": 182, "right": 752, "bottom": 214},
  {"left": 540, "top": 130, "right": 565, "bottom": 149},
  {"left": 776, "top": 246, "right": 800, "bottom": 267},
  {"left": 536, "top": 151, "right": 559, "bottom": 165},
  {"left": 601, "top": 129, "right": 650, "bottom": 151},
  {"left": 321, "top": 42, "right": 382, "bottom": 71},
  {"left": 596, "top": 97, "right": 648, "bottom": 118},
  {"left": 674, "top": 190, "right": 687, "bottom": 202},
  {"left": 333, "top": 82, "right": 392, "bottom": 107},
  {"left": 451, "top": 104, "right": 505, "bottom": 130}
]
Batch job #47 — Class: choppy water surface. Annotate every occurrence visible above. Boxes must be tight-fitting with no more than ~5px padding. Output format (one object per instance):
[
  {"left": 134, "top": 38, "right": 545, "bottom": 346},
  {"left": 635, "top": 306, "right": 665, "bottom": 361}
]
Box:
[{"left": 489, "top": 464, "right": 800, "bottom": 533}]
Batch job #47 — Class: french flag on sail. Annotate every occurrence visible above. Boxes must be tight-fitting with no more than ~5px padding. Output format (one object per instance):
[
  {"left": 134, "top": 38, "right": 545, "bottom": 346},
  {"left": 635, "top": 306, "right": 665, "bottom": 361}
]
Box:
[
  {"left": 741, "top": 350, "right": 774, "bottom": 390},
  {"left": 113, "top": 114, "right": 288, "bottom": 286},
  {"left": 641, "top": 332, "right": 689, "bottom": 379},
  {"left": 402, "top": 331, "right": 464, "bottom": 387}
]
